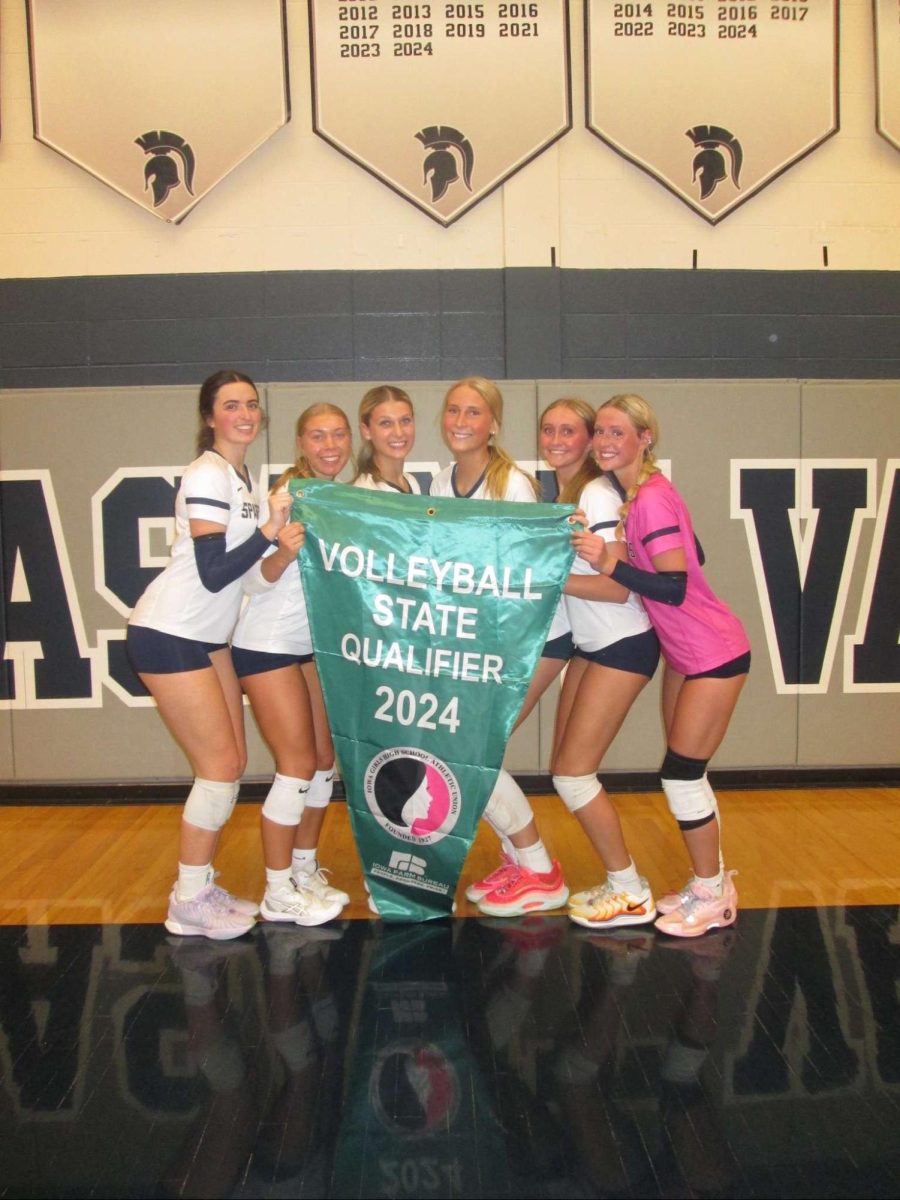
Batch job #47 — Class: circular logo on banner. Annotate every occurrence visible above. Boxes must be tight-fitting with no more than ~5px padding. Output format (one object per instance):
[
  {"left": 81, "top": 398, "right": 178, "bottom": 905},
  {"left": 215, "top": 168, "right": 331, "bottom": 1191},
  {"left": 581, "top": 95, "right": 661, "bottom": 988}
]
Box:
[
  {"left": 369, "top": 1040, "right": 459, "bottom": 1135},
  {"left": 364, "top": 747, "right": 461, "bottom": 846}
]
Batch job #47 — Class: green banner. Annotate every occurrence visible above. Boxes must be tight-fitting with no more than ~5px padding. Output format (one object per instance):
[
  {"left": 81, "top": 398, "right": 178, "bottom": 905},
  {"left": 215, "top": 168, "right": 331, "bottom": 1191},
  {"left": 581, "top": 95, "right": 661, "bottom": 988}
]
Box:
[{"left": 290, "top": 479, "right": 575, "bottom": 922}]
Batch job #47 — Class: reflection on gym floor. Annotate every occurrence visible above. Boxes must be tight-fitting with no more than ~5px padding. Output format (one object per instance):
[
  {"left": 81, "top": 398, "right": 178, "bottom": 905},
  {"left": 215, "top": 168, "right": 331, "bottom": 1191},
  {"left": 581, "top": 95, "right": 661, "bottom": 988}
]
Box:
[{"left": 0, "top": 907, "right": 897, "bottom": 1198}]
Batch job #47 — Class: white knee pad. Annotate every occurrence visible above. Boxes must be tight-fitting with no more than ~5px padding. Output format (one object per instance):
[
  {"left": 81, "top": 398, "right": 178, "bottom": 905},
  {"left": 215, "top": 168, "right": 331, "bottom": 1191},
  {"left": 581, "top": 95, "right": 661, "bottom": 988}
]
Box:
[
  {"left": 306, "top": 768, "right": 334, "bottom": 809},
  {"left": 552, "top": 773, "right": 600, "bottom": 813},
  {"left": 261, "top": 773, "right": 310, "bottom": 826},
  {"left": 483, "top": 769, "right": 533, "bottom": 838},
  {"left": 183, "top": 778, "right": 238, "bottom": 832},
  {"left": 661, "top": 775, "right": 716, "bottom": 827}
]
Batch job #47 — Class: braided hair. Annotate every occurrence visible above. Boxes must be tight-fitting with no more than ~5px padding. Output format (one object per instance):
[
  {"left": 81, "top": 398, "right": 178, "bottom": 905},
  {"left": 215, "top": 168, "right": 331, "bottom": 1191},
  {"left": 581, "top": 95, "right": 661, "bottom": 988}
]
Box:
[{"left": 597, "top": 394, "right": 661, "bottom": 537}]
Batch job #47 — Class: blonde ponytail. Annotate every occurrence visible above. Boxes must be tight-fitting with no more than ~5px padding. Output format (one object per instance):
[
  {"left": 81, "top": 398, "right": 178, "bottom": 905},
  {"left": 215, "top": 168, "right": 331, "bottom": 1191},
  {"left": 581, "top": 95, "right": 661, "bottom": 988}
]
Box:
[{"left": 598, "top": 394, "right": 661, "bottom": 537}]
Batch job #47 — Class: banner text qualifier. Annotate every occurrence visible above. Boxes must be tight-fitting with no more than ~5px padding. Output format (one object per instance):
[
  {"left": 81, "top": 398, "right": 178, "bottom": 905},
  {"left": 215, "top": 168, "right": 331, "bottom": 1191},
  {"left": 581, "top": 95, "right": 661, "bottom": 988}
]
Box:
[{"left": 319, "top": 538, "right": 546, "bottom": 719}]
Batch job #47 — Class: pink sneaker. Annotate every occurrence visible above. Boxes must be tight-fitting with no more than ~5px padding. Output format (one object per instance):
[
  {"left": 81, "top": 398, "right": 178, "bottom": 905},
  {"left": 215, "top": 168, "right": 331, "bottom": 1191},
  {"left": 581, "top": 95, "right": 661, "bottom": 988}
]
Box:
[
  {"left": 656, "top": 879, "right": 697, "bottom": 916},
  {"left": 654, "top": 872, "right": 738, "bottom": 939},
  {"left": 477, "top": 861, "right": 569, "bottom": 917},
  {"left": 465, "top": 852, "right": 519, "bottom": 903}
]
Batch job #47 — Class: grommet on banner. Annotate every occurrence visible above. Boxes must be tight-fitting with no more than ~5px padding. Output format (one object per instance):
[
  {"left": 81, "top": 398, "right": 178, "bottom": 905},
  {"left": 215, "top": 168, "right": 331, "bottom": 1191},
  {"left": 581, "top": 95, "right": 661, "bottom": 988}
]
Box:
[{"left": 427, "top": 507, "right": 437, "bottom": 516}]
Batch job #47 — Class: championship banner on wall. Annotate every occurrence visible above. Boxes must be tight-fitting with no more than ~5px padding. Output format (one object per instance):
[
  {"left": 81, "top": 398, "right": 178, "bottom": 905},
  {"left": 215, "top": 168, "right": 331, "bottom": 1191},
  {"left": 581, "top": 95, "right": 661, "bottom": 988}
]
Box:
[
  {"left": 291, "top": 480, "right": 575, "bottom": 921},
  {"left": 27, "top": 0, "right": 289, "bottom": 224},
  {"left": 585, "top": 0, "right": 838, "bottom": 223},
  {"left": 308, "top": 1, "right": 572, "bottom": 225},
  {"left": 875, "top": 0, "right": 900, "bottom": 152}
]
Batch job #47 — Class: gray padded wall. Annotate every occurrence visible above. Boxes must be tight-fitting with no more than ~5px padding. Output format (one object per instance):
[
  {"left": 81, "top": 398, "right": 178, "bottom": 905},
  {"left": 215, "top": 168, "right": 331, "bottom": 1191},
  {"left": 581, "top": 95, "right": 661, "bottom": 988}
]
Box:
[{"left": 1, "top": 378, "right": 897, "bottom": 783}]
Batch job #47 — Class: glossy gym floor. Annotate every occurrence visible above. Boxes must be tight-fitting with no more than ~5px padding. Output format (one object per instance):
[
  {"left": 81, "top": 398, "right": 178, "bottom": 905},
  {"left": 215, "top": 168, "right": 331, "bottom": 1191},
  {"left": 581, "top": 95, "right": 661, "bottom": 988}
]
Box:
[{"left": 0, "top": 788, "right": 897, "bottom": 1199}]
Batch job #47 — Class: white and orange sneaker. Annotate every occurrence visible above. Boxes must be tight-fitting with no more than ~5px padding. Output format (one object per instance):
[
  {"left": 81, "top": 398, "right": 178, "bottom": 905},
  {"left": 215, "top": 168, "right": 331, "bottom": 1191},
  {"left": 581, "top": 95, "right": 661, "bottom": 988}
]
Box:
[
  {"left": 476, "top": 860, "right": 569, "bottom": 917},
  {"left": 654, "top": 871, "right": 738, "bottom": 939},
  {"left": 464, "top": 852, "right": 519, "bottom": 903},
  {"left": 568, "top": 878, "right": 656, "bottom": 930}
]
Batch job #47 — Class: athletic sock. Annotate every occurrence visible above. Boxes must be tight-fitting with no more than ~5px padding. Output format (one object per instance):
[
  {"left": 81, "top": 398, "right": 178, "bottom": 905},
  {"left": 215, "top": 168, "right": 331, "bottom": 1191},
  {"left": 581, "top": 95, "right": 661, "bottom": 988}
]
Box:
[
  {"left": 499, "top": 836, "right": 517, "bottom": 862},
  {"left": 696, "top": 869, "right": 724, "bottom": 897},
  {"left": 176, "top": 862, "right": 213, "bottom": 901},
  {"left": 266, "top": 866, "right": 293, "bottom": 892},
  {"left": 515, "top": 839, "right": 553, "bottom": 875},
  {"left": 607, "top": 859, "right": 643, "bottom": 895},
  {"left": 292, "top": 848, "right": 318, "bottom": 881}
]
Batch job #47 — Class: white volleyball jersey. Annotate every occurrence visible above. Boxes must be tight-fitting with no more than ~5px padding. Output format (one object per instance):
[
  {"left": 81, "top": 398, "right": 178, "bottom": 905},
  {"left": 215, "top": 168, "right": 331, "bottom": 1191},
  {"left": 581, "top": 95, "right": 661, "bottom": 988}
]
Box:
[
  {"left": 232, "top": 489, "right": 312, "bottom": 656},
  {"left": 429, "top": 463, "right": 536, "bottom": 503},
  {"left": 353, "top": 472, "right": 422, "bottom": 494},
  {"left": 565, "top": 476, "right": 651, "bottom": 652},
  {"left": 129, "top": 450, "right": 262, "bottom": 643}
]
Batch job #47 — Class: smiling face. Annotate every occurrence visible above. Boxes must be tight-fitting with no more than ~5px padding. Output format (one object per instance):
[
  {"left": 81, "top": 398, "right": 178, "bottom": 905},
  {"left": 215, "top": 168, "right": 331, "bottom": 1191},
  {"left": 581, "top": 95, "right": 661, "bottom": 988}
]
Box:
[
  {"left": 593, "top": 403, "right": 653, "bottom": 487},
  {"left": 207, "top": 380, "right": 262, "bottom": 461},
  {"left": 361, "top": 398, "right": 416, "bottom": 467},
  {"left": 540, "top": 403, "right": 593, "bottom": 480},
  {"left": 297, "top": 411, "right": 352, "bottom": 479},
  {"left": 442, "top": 384, "right": 497, "bottom": 460}
]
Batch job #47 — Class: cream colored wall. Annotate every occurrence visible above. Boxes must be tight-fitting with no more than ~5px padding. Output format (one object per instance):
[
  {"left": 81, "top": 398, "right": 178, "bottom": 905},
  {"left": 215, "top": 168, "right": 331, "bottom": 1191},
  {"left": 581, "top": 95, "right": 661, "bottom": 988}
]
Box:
[{"left": 1, "top": 0, "right": 898, "bottom": 278}]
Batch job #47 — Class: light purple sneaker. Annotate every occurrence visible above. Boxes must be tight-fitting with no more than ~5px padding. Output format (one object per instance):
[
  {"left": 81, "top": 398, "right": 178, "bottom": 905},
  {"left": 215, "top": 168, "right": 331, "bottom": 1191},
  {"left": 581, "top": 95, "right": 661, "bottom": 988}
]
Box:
[
  {"left": 165, "top": 884, "right": 256, "bottom": 940},
  {"left": 209, "top": 873, "right": 260, "bottom": 917}
]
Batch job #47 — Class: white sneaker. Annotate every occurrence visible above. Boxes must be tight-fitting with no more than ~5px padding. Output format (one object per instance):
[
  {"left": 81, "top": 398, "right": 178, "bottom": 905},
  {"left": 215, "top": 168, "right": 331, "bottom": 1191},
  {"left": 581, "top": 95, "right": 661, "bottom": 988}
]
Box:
[
  {"left": 293, "top": 863, "right": 350, "bottom": 908},
  {"left": 260, "top": 878, "right": 343, "bottom": 927}
]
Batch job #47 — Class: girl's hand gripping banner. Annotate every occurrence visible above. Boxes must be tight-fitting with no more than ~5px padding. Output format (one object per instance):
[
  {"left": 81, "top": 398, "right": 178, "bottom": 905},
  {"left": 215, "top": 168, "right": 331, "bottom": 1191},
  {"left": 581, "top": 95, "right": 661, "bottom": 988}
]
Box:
[{"left": 290, "top": 479, "right": 576, "bottom": 923}]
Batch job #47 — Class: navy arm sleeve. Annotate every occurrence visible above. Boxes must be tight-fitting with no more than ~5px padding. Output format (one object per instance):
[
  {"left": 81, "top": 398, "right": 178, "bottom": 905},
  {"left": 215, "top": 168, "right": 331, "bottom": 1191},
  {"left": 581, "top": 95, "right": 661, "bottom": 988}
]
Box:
[
  {"left": 610, "top": 560, "right": 687, "bottom": 606},
  {"left": 193, "top": 530, "right": 272, "bottom": 593}
]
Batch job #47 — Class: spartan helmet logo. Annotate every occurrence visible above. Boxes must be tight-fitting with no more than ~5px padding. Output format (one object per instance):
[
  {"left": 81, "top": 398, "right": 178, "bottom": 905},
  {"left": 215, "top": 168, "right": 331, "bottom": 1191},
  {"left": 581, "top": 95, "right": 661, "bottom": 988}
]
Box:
[
  {"left": 415, "top": 126, "right": 474, "bottom": 203},
  {"left": 135, "top": 130, "right": 196, "bottom": 207},
  {"left": 686, "top": 125, "right": 743, "bottom": 200}
]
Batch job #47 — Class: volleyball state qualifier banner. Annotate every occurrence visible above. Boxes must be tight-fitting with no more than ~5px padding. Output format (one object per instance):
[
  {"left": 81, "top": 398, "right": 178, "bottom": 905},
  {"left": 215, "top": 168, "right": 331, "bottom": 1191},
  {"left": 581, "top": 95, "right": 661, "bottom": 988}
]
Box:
[{"left": 290, "top": 479, "right": 574, "bottom": 922}]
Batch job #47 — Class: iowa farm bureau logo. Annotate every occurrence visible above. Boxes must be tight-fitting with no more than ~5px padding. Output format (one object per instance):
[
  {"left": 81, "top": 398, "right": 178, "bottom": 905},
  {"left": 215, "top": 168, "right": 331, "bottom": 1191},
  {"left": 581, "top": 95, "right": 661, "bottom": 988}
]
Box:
[{"left": 364, "top": 747, "right": 461, "bottom": 846}]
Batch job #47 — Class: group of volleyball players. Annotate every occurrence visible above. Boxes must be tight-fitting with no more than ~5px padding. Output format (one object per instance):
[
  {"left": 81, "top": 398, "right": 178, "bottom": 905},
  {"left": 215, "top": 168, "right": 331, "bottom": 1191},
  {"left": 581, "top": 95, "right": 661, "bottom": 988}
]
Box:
[{"left": 127, "top": 371, "right": 748, "bottom": 943}]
